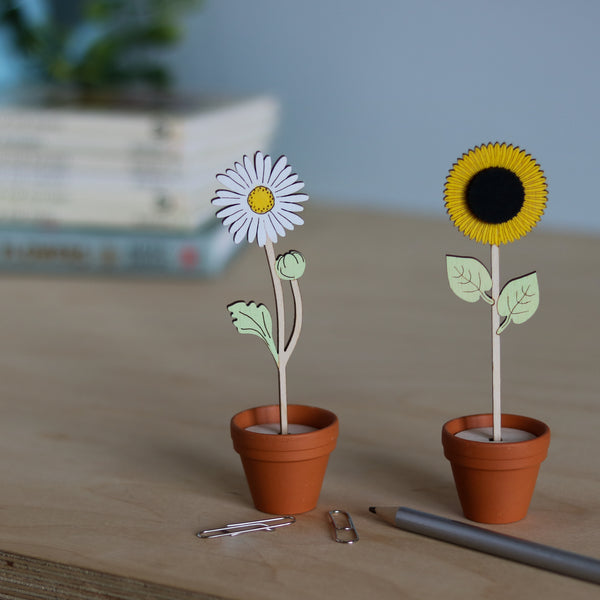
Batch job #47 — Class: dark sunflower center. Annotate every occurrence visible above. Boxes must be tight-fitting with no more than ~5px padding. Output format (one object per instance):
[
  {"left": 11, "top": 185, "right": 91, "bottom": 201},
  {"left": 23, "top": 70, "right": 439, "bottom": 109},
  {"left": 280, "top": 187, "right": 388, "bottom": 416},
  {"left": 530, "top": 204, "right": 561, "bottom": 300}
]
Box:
[{"left": 466, "top": 167, "right": 525, "bottom": 224}]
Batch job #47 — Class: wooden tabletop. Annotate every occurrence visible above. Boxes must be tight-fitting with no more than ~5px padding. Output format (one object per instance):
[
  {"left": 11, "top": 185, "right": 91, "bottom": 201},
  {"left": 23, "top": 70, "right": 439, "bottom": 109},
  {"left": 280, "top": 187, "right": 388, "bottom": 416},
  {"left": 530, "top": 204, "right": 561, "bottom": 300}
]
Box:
[{"left": 0, "top": 207, "right": 598, "bottom": 599}]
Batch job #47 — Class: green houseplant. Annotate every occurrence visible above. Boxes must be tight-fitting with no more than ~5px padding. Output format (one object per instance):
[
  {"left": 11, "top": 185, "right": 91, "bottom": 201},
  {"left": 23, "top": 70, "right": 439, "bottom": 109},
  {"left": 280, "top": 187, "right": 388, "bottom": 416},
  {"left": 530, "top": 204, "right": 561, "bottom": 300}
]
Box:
[{"left": 0, "top": 0, "right": 202, "bottom": 95}]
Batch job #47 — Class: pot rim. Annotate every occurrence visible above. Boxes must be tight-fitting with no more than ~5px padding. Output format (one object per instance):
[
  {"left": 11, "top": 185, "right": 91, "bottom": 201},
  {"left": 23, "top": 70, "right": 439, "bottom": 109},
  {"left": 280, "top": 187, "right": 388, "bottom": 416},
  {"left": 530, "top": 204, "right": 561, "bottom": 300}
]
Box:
[
  {"left": 443, "top": 413, "right": 549, "bottom": 440},
  {"left": 442, "top": 413, "right": 550, "bottom": 464},
  {"left": 231, "top": 404, "right": 338, "bottom": 438},
  {"left": 231, "top": 404, "right": 339, "bottom": 459}
]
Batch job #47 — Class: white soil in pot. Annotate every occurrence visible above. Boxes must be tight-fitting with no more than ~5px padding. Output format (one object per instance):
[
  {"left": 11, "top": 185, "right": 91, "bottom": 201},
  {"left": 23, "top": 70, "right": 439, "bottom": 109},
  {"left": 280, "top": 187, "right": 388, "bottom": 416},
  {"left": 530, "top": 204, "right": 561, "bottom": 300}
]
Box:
[
  {"left": 455, "top": 427, "right": 536, "bottom": 443},
  {"left": 245, "top": 423, "right": 318, "bottom": 434}
]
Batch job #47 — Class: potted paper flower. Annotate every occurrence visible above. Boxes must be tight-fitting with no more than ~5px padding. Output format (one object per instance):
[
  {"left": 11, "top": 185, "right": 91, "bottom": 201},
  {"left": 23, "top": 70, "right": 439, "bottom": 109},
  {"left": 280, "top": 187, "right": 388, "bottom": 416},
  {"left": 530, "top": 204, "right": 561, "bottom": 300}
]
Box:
[
  {"left": 212, "top": 151, "right": 338, "bottom": 515},
  {"left": 441, "top": 142, "right": 551, "bottom": 524}
]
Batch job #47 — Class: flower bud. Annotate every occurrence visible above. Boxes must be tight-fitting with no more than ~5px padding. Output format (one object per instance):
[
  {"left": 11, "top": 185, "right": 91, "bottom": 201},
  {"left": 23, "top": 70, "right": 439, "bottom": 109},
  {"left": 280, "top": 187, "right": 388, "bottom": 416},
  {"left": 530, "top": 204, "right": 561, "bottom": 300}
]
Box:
[{"left": 275, "top": 250, "right": 306, "bottom": 280}]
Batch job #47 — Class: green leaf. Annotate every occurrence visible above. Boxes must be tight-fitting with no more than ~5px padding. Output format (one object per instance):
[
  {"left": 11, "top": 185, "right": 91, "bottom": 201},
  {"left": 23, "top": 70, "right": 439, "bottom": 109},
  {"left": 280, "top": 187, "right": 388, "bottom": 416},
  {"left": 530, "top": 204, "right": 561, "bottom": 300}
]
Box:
[
  {"left": 496, "top": 272, "right": 539, "bottom": 334},
  {"left": 446, "top": 255, "right": 494, "bottom": 305},
  {"left": 227, "top": 301, "right": 278, "bottom": 363}
]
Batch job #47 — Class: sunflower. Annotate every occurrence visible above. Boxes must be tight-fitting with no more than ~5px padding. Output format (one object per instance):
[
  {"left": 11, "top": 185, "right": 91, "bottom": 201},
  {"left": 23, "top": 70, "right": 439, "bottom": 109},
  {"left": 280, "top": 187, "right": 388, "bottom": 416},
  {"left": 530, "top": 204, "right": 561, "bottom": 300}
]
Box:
[
  {"left": 444, "top": 143, "right": 547, "bottom": 245},
  {"left": 212, "top": 152, "right": 308, "bottom": 246}
]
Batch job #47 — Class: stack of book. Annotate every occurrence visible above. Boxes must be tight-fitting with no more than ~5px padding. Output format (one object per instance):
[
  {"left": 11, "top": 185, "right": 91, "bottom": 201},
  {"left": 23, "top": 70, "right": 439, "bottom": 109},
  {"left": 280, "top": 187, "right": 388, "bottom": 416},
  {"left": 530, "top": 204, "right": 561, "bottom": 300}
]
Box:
[{"left": 0, "top": 90, "right": 279, "bottom": 276}]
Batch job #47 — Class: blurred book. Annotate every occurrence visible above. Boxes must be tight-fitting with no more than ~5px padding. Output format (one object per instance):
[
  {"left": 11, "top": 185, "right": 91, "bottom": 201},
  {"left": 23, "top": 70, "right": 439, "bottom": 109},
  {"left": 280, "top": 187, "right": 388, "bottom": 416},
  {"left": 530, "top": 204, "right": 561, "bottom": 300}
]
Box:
[
  {"left": 0, "top": 89, "right": 279, "bottom": 231},
  {"left": 0, "top": 88, "right": 278, "bottom": 277},
  {"left": 0, "top": 175, "right": 218, "bottom": 230},
  {"left": 0, "top": 220, "right": 241, "bottom": 277},
  {"left": 0, "top": 88, "right": 278, "bottom": 154}
]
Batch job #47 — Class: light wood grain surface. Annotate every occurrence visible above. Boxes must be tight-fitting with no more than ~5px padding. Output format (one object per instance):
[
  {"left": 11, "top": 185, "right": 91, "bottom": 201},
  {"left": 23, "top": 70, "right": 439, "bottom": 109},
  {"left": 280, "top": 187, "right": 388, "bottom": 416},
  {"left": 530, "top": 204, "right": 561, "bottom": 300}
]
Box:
[{"left": 0, "top": 207, "right": 598, "bottom": 599}]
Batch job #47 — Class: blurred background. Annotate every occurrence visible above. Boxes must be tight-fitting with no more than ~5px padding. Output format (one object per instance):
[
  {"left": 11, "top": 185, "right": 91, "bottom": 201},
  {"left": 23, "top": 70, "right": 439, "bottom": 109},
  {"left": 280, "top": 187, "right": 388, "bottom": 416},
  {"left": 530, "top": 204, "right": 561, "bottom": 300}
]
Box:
[
  {"left": 167, "top": 0, "right": 599, "bottom": 233},
  {"left": 0, "top": 0, "right": 598, "bottom": 278}
]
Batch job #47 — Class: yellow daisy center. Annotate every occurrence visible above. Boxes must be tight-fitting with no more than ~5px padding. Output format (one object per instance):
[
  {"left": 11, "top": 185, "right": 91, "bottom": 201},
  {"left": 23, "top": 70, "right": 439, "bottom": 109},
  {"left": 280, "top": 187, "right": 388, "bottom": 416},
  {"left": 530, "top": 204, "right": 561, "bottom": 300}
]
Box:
[{"left": 247, "top": 186, "right": 275, "bottom": 214}]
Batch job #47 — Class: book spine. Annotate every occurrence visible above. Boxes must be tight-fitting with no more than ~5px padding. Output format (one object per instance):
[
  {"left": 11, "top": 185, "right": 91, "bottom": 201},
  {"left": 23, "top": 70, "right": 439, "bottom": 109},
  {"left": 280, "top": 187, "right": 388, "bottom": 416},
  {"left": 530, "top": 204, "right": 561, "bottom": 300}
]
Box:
[
  {"left": 0, "top": 120, "right": 275, "bottom": 183},
  {"left": 0, "top": 225, "right": 240, "bottom": 276},
  {"left": 0, "top": 181, "right": 216, "bottom": 230},
  {"left": 0, "top": 96, "right": 279, "bottom": 151},
  {"left": 0, "top": 114, "right": 277, "bottom": 161}
]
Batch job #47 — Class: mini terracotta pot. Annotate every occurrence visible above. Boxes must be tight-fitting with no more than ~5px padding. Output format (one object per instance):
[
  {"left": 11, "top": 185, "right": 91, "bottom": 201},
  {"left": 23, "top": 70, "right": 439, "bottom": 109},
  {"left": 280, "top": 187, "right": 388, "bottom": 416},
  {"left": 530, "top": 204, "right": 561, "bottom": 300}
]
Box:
[
  {"left": 231, "top": 404, "right": 339, "bottom": 515},
  {"left": 442, "top": 413, "right": 550, "bottom": 524}
]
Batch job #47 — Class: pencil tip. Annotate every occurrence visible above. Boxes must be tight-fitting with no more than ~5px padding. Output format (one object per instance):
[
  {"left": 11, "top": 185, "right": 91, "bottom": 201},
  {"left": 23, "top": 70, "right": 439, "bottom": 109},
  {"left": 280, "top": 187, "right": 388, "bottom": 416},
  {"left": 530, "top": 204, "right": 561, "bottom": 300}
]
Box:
[{"left": 369, "top": 506, "right": 376, "bottom": 514}]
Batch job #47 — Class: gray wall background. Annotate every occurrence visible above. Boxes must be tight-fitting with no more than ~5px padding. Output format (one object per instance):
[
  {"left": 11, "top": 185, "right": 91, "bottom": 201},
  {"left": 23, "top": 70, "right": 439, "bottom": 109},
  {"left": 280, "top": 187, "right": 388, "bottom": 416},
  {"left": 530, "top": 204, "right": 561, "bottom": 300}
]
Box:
[{"left": 168, "top": 0, "right": 600, "bottom": 233}]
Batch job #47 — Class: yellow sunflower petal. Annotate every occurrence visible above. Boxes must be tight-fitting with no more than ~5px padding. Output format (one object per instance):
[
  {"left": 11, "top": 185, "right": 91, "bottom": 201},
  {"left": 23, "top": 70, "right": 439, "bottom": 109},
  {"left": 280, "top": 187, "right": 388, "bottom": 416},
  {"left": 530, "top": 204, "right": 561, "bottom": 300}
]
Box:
[{"left": 444, "top": 142, "right": 547, "bottom": 245}]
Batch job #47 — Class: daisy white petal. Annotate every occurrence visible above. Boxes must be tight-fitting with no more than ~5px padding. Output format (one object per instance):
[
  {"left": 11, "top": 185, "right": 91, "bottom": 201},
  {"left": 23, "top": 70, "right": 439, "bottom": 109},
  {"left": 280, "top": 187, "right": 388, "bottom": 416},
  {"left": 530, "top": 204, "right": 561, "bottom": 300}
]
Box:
[
  {"left": 281, "top": 193, "right": 308, "bottom": 203},
  {"left": 263, "top": 154, "right": 272, "bottom": 183},
  {"left": 248, "top": 218, "right": 259, "bottom": 243},
  {"left": 279, "top": 209, "right": 304, "bottom": 226},
  {"left": 274, "top": 173, "right": 298, "bottom": 189},
  {"left": 275, "top": 172, "right": 301, "bottom": 190},
  {"left": 257, "top": 220, "right": 267, "bottom": 246},
  {"left": 268, "top": 213, "right": 286, "bottom": 237},
  {"left": 229, "top": 214, "right": 248, "bottom": 237},
  {"left": 233, "top": 219, "right": 251, "bottom": 244},
  {"left": 212, "top": 196, "right": 241, "bottom": 207},
  {"left": 272, "top": 165, "right": 292, "bottom": 189},
  {"left": 223, "top": 211, "right": 246, "bottom": 227},
  {"left": 217, "top": 173, "right": 246, "bottom": 194},
  {"left": 234, "top": 162, "right": 251, "bottom": 186},
  {"left": 264, "top": 217, "right": 279, "bottom": 243},
  {"left": 224, "top": 168, "right": 249, "bottom": 190},
  {"left": 243, "top": 155, "right": 258, "bottom": 185},
  {"left": 276, "top": 181, "right": 305, "bottom": 195},
  {"left": 268, "top": 155, "right": 288, "bottom": 186},
  {"left": 214, "top": 189, "right": 243, "bottom": 201},
  {"left": 274, "top": 210, "right": 295, "bottom": 230},
  {"left": 278, "top": 201, "right": 305, "bottom": 212},
  {"left": 216, "top": 205, "right": 244, "bottom": 218},
  {"left": 254, "top": 151, "right": 265, "bottom": 184}
]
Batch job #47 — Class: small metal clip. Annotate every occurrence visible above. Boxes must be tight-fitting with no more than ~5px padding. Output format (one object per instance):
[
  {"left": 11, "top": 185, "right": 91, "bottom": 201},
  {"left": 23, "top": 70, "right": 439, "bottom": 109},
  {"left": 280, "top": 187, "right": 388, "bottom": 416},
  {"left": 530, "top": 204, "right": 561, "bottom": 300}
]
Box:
[
  {"left": 328, "top": 510, "right": 359, "bottom": 543},
  {"left": 197, "top": 515, "right": 296, "bottom": 539}
]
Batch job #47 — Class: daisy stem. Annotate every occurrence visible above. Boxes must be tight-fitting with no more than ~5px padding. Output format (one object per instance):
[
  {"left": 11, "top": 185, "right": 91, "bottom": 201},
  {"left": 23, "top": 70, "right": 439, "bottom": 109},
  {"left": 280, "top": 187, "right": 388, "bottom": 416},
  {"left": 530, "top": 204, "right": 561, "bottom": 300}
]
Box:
[
  {"left": 491, "top": 244, "right": 502, "bottom": 441},
  {"left": 285, "top": 279, "right": 303, "bottom": 355},
  {"left": 265, "top": 240, "right": 288, "bottom": 435}
]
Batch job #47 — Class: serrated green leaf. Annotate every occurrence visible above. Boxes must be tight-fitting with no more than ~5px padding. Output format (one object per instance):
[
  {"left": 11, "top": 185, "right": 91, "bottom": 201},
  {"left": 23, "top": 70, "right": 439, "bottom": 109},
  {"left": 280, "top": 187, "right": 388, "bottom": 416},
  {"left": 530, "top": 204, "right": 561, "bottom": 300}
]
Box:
[
  {"left": 227, "top": 301, "right": 278, "bottom": 363},
  {"left": 496, "top": 272, "right": 539, "bottom": 334},
  {"left": 446, "top": 255, "right": 494, "bottom": 305}
]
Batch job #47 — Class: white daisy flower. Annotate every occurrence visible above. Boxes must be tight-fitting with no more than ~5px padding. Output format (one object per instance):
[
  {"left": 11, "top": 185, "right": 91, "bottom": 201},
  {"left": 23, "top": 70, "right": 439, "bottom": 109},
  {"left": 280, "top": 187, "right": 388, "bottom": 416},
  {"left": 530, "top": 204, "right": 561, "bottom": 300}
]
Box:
[{"left": 212, "top": 152, "right": 308, "bottom": 246}]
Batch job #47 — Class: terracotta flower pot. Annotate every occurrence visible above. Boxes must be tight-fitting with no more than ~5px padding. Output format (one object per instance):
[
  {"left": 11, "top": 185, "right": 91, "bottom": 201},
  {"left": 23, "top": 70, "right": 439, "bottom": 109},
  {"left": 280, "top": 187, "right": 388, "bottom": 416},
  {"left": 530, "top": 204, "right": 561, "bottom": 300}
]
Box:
[
  {"left": 442, "top": 413, "right": 550, "bottom": 524},
  {"left": 231, "top": 404, "right": 339, "bottom": 515}
]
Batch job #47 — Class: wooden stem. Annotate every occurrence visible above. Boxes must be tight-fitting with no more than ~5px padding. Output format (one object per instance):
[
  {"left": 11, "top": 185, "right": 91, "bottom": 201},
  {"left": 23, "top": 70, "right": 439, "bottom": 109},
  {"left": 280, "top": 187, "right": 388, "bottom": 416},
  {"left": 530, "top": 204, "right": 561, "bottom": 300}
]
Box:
[
  {"left": 285, "top": 280, "right": 303, "bottom": 355},
  {"left": 277, "top": 365, "right": 288, "bottom": 435},
  {"left": 265, "top": 240, "right": 288, "bottom": 435},
  {"left": 491, "top": 244, "right": 501, "bottom": 441}
]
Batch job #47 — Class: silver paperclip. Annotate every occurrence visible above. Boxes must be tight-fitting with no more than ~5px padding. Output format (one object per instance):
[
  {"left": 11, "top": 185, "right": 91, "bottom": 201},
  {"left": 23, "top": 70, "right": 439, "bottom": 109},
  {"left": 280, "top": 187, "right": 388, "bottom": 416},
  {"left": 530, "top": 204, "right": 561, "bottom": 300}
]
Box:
[
  {"left": 328, "top": 510, "right": 359, "bottom": 543},
  {"left": 197, "top": 516, "right": 296, "bottom": 539}
]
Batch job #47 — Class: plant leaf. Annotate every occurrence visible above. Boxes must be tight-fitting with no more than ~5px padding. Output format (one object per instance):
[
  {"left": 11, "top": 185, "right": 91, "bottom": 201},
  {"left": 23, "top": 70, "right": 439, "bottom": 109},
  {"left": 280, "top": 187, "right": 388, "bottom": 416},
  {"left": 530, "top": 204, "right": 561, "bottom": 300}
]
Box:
[
  {"left": 227, "top": 301, "right": 278, "bottom": 363},
  {"left": 496, "top": 272, "right": 539, "bottom": 334},
  {"left": 446, "top": 255, "right": 494, "bottom": 305}
]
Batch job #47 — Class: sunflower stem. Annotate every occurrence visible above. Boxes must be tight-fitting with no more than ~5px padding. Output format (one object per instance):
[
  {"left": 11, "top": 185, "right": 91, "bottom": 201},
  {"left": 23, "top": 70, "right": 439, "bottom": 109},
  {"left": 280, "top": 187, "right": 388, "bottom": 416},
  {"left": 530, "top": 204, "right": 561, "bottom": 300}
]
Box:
[
  {"left": 491, "top": 244, "right": 502, "bottom": 441},
  {"left": 265, "top": 240, "right": 288, "bottom": 435}
]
